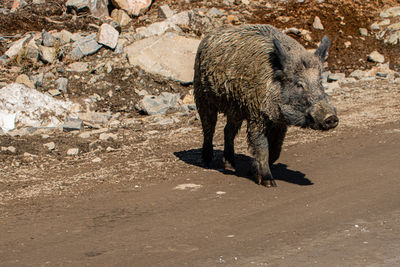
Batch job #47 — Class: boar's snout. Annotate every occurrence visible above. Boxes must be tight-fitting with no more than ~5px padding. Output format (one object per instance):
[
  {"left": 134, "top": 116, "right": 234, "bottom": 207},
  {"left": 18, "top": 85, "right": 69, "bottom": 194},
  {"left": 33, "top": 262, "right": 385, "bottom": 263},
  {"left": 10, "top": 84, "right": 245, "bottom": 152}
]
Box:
[
  {"left": 322, "top": 114, "right": 339, "bottom": 130},
  {"left": 310, "top": 101, "right": 339, "bottom": 130}
]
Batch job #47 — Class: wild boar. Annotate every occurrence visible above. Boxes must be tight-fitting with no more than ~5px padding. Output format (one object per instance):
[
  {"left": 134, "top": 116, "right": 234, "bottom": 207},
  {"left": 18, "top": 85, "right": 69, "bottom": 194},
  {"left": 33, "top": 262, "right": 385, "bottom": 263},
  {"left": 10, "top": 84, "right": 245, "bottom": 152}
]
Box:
[{"left": 194, "top": 24, "right": 338, "bottom": 187}]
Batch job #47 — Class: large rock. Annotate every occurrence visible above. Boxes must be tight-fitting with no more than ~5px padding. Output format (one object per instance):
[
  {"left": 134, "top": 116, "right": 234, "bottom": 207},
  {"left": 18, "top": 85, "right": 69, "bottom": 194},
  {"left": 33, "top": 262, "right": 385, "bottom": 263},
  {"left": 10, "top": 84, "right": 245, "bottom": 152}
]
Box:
[
  {"left": 125, "top": 33, "right": 200, "bottom": 83},
  {"left": 98, "top": 23, "right": 119, "bottom": 49},
  {"left": 110, "top": 0, "right": 152, "bottom": 16},
  {"left": 380, "top": 6, "right": 400, "bottom": 18}
]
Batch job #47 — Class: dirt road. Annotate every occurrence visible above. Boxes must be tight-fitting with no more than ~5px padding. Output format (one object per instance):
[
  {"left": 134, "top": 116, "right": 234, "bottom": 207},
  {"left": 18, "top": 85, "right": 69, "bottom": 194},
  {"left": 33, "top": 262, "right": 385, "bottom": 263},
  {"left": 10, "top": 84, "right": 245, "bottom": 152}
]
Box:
[{"left": 1, "top": 121, "right": 400, "bottom": 266}]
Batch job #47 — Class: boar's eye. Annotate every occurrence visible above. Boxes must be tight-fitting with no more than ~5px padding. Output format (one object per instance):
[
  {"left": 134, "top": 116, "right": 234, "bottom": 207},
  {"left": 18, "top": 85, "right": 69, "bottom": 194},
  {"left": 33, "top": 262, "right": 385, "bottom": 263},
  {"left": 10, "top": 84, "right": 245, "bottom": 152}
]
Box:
[{"left": 296, "top": 83, "right": 305, "bottom": 92}]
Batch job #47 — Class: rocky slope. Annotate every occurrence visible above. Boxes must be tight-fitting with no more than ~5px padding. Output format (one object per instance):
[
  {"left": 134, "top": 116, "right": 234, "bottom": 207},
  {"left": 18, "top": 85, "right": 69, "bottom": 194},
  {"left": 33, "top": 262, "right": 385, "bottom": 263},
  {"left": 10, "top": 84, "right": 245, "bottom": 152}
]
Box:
[{"left": 1, "top": 0, "right": 400, "bottom": 203}]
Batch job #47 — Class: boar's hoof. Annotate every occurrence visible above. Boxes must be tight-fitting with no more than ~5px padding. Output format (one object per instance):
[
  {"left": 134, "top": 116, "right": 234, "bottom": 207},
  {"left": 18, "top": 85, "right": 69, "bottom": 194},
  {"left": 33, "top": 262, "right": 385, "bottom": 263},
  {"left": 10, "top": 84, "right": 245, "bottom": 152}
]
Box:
[
  {"left": 222, "top": 157, "right": 236, "bottom": 173},
  {"left": 258, "top": 175, "right": 277, "bottom": 187},
  {"left": 323, "top": 115, "right": 339, "bottom": 130}
]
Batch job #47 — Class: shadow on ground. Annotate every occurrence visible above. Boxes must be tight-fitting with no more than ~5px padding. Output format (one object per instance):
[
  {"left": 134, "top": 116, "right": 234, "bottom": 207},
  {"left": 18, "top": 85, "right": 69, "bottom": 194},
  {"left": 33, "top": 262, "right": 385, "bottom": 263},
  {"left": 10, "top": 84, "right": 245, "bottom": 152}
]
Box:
[{"left": 174, "top": 148, "right": 313, "bottom": 186}]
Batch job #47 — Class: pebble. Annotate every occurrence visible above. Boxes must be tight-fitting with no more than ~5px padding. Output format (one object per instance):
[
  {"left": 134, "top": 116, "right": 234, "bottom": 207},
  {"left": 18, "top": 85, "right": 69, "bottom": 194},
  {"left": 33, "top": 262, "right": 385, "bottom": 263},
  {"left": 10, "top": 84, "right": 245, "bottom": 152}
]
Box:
[
  {"left": 1, "top": 146, "right": 16, "bottom": 153},
  {"left": 56, "top": 77, "right": 68, "bottom": 93},
  {"left": 42, "top": 30, "right": 56, "bottom": 47},
  {"left": 67, "top": 148, "right": 79, "bottom": 156},
  {"left": 368, "top": 51, "right": 385, "bottom": 63},
  {"left": 43, "top": 142, "right": 56, "bottom": 150},
  {"left": 98, "top": 23, "right": 119, "bottom": 49},
  {"left": 92, "top": 157, "right": 102, "bottom": 163},
  {"left": 99, "top": 132, "right": 118, "bottom": 141},
  {"left": 313, "top": 16, "right": 324, "bottom": 30}
]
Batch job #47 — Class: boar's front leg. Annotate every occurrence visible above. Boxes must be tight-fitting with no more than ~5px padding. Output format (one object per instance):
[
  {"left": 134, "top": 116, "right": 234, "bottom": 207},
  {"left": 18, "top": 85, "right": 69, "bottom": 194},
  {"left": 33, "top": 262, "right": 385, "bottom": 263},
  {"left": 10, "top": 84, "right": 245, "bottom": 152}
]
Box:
[{"left": 247, "top": 120, "right": 277, "bottom": 187}]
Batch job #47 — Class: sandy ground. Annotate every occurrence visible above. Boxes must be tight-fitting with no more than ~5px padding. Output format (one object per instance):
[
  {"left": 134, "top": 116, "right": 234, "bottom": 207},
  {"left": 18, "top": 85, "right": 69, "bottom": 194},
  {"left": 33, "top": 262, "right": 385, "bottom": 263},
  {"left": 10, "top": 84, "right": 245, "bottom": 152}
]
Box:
[
  {"left": 0, "top": 119, "right": 399, "bottom": 266},
  {"left": 0, "top": 79, "right": 400, "bottom": 265}
]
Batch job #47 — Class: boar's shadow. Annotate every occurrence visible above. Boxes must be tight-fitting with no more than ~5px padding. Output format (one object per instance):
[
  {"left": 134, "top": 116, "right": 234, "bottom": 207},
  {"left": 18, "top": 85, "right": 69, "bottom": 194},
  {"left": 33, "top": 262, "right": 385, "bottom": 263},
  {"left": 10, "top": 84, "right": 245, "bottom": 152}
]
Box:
[{"left": 173, "top": 149, "right": 313, "bottom": 186}]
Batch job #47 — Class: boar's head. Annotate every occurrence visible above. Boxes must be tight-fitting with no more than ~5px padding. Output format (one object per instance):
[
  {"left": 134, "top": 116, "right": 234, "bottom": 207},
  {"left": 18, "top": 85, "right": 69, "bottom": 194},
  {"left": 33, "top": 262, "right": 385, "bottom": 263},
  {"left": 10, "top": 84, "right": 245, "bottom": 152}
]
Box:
[{"left": 271, "top": 36, "right": 339, "bottom": 130}]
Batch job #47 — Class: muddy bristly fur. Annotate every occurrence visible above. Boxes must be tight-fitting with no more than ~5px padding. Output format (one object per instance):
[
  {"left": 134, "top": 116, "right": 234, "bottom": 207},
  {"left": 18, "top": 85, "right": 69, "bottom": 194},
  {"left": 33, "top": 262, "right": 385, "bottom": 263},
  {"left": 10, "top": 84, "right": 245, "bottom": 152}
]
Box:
[{"left": 194, "top": 24, "right": 338, "bottom": 187}]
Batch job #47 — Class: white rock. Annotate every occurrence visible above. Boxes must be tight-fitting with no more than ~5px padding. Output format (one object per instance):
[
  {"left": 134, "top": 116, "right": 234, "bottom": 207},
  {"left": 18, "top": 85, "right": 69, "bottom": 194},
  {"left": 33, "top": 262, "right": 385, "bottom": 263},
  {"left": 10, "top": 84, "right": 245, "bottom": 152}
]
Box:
[
  {"left": 43, "top": 142, "right": 56, "bottom": 150},
  {"left": 0, "top": 84, "right": 75, "bottom": 131},
  {"left": 67, "top": 148, "right": 79, "bottom": 156},
  {"left": 125, "top": 33, "right": 200, "bottom": 83},
  {"left": 359, "top": 28, "right": 368, "bottom": 36},
  {"left": 380, "top": 6, "right": 400, "bottom": 18},
  {"left": 92, "top": 157, "right": 102, "bottom": 162},
  {"left": 98, "top": 23, "right": 119, "bottom": 49},
  {"left": 368, "top": 51, "right": 385, "bottom": 63},
  {"left": 0, "top": 112, "right": 16, "bottom": 132},
  {"left": 67, "top": 62, "right": 89, "bottom": 72},
  {"left": 110, "top": 0, "right": 152, "bottom": 16},
  {"left": 313, "top": 16, "right": 324, "bottom": 30}
]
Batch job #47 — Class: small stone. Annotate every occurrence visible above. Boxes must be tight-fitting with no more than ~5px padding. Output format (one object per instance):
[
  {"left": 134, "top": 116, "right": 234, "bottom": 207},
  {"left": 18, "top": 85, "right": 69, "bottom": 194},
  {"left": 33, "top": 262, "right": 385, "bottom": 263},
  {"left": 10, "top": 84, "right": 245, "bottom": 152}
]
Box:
[
  {"left": 368, "top": 51, "right": 385, "bottom": 63},
  {"left": 56, "top": 78, "right": 68, "bottom": 93},
  {"left": 359, "top": 28, "right": 368, "bottom": 37},
  {"left": 48, "top": 89, "right": 61, "bottom": 96},
  {"left": 38, "top": 45, "right": 56, "bottom": 64},
  {"left": 110, "top": 9, "right": 131, "bottom": 26},
  {"left": 207, "top": 7, "right": 225, "bottom": 17},
  {"left": 66, "top": 0, "right": 90, "bottom": 15},
  {"left": 67, "top": 148, "right": 79, "bottom": 156},
  {"left": 99, "top": 132, "right": 118, "bottom": 140},
  {"left": 56, "top": 30, "right": 73, "bottom": 45},
  {"left": 327, "top": 72, "right": 346, "bottom": 83},
  {"left": 110, "top": 0, "right": 152, "bottom": 16},
  {"left": 370, "top": 22, "right": 380, "bottom": 31},
  {"left": 349, "top": 69, "right": 367, "bottom": 80},
  {"left": 2, "top": 146, "right": 17, "bottom": 153},
  {"left": 70, "top": 33, "right": 102, "bottom": 59},
  {"left": 11, "top": 0, "right": 27, "bottom": 11},
  {"left": 78, "top": 132, "right": 92, "bottom": 138},
  {"left": 344, "top": 41, "right": 351, "bottom": 48},
  {"left": 33, "top": 0, "right": 45, "bottom": 3},
  {"left": 313, "top": 16, "right": 324, "bottom": 30},
  {"left": 43, "top": 142, "right": 56, "bottom": 150},
  {"left": 67, "top": 62, "right": 89, "bottom": 72},
  {"left": 98, "top": 23, "right": 119, "bottom": 49},
  {"left": 182, "top": 94, "right": 194, "bottom": 104},
  {"left": 92, "top": 157, "right": 102, "bottom": 163},
  {"left": 79, "top": 112, "right": 111, "bottom": 124},
  {"left": 42, "top": 30, "right": 56, "bottom": 47},
  {"left": 158, "top": 4, "right": 174, "bottom": 18},
  {"left": 63, "top": 118, "right": 83, "bottom": 132},
  {"left": 4, "top": 35, "right": 32, "bottom": 59},
  {"left": 227, "top": 14, "right": 240, "bottom": 25},
  {"left": 16, "top": 74, "right": 35, "bottom": 89}
]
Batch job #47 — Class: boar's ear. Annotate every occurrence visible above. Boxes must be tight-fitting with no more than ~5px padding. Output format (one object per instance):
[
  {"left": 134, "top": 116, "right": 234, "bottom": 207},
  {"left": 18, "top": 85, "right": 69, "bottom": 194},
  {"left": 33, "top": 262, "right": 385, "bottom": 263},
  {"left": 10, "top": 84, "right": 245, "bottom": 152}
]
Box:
[
  {"left": 271, "top": 39, "right": 287, "bottom": 72},
  {"left": 315, "top": 36, "right": 330, "bottom": 62}
]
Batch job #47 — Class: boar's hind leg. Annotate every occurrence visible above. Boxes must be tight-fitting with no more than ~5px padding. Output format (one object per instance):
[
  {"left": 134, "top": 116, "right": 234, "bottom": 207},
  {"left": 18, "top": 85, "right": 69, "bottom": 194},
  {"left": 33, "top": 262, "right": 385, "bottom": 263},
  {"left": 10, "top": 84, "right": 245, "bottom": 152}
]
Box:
[
  {"left": 247, "top": 121, "right": 277, "bottom": 187},
  {"left": 198, "top": 105, "right": 218, "bottom": 167},
  {"left": 267, "top": 124, "right": 287, "bottom": 166},
  {"left": 223, "top": 115, "right": 243, "bottom": 172}
]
